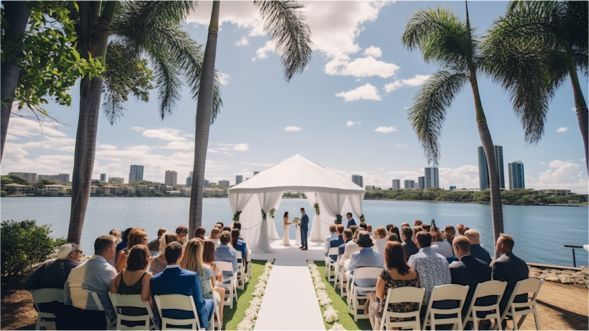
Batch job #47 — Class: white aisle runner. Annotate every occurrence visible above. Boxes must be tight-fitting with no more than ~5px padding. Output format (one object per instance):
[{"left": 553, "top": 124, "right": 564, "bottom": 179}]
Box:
[{"left": 254, "top": 244, "right": 325, "bottom": 330}]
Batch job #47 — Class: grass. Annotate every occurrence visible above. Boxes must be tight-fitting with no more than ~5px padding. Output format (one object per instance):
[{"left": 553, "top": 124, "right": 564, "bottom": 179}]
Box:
[
  {"left": 314, "top": 261, "right": 371, "bottom": 330},
  {"left": 223, "top": 260, "right": 267, "bottom": 329}
]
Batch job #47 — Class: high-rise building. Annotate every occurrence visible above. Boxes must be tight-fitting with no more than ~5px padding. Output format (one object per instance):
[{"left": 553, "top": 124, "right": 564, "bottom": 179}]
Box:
[
  {"left": 186, "top": 171, "right": 193, "bottom": 186},
  {"left": 392, "top": 179, "right": 400, "bottom": 190},
  {"left": 424, "top": 167, "right": 439, "bottom": 189},
  {"left": 508, "top": 161, "right": 525, "bottom": 190},
  {"left": 218, "top": 180, "right": 230, "bottom": 189},
  {"left": 108, "top": 177, "right": 124, "bottom": 184},
  {"left": 404, "top": 179, "right": 416, "bottom": 189},
  {"left": 417, "top": 176, "right": 425, "bottom": 189},
  {"left": 100, "top": 173, "right": 107, "bottom": 182},
  {"left": 352, "top": 175, "right": 364, "bottom": 188},
  {"left": 38, "top": 173, "right": 70, "bottom": 184},
  {"left": 165, "top": 170, "right": 178, "bottom": 186},
  {"left": 235, "top": 175, "right": 243, "bottom": 185},
  {"left": 8, "top": 172, "right": 37, "bottom": 184},
  {"left": 203, "top": 179, "right": 210, "bottom": 188},
  {"left": 129, "top": 165, "right": 144, "bottom": 184},
  {"left": 478, "top": 146, "right": 505, "bottom": 190}
]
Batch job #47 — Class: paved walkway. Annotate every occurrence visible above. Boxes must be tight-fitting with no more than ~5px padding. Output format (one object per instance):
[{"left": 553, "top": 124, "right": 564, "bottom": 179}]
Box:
[{"left": 254, "top": 240, "right": 325, "bottom": 330}]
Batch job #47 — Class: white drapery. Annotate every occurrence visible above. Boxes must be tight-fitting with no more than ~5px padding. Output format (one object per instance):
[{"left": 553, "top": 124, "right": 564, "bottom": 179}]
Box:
[{"left": 252, "top": 191, "right": 283, "bottom": 252}]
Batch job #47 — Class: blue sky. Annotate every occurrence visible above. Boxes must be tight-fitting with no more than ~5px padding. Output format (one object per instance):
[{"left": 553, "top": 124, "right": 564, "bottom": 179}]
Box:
[{"left": 3, "top": 1, "right": 588, "bottom": 193}]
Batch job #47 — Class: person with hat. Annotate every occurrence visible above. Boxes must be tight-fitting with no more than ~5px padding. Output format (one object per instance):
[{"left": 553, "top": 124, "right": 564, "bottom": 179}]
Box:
[{"left": 346, "top": 231, "right": 383, "bottom": 283}]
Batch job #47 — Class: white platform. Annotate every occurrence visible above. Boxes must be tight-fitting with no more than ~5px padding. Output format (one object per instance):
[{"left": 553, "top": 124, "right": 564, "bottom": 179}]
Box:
[{"left": 251, "top": 239, "right": 325, "bottom": 263}]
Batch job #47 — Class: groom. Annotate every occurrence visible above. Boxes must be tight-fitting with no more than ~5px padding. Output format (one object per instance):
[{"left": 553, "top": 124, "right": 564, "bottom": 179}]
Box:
[{"left": 300, "top": 207, "right": 309, "bottom": 250}]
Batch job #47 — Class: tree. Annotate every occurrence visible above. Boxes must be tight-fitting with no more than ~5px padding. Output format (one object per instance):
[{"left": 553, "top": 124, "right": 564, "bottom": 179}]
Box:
[
  {"left": 188, "top": 0, "right": 312, "bottom": 235},
  {"left": 67, "top": 2, "right": 221, "bottom": 244},
  {"left": 402, "top": 3, "right": 504, "bottom": 240},
  {"left": 482, "top": 1, "right": 588, "bottom": 171}
]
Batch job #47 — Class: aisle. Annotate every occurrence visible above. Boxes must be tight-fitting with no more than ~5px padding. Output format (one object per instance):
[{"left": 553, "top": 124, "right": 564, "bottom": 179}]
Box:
[{"left": 254, "top": 241, "right": 325, "bottom": 330}]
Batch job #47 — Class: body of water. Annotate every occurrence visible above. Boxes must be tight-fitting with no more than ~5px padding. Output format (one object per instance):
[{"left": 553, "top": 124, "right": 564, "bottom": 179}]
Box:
[{"left": 1, "top": 197, "right": 587, "bottom": 266}]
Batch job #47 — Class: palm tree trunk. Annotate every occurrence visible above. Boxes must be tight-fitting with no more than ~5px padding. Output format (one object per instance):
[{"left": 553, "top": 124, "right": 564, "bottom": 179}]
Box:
[
  {"left": 189, "top": 0, "right": 220, "bottom": 237},
  {"left": 568, "top": 65, "right": 588, "bottom": 172},
  {"left": 0, "top": 2, "right": 30, "bottom": 163},
  {"left": 469, "top": 72, "right": 504, "bottom": 242}
]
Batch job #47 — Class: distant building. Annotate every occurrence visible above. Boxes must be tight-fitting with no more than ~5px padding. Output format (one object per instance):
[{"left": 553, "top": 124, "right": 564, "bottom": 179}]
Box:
[
  {"left": 186, "top": 171, "right": 193, "bottom": 186},
  {"left": 417, "top": 176, "right": 425, "bottom": 189},
  {"left": 540, "top": 189, "right": 571, "bottom": 196},
  {"left": 8, "top": 172, "right": 37, "bottom": 184},
  {"left": 449, "top": 185, "right": 457, "bottom": 191},
  {"left": 392, "top": 179, "right": 400, "bottom": 190},
  {"left": 508, "top": 161, "right": 525, "bottom": 190},
  {"left": 424, "top": 167, "right": 439, "bottom": 189},
  {"left": 235, "top": 175, "right": 243, "bottom": 185},
  {"left": 165, "top": 170, "right": 178, "bottom": 187},
  {"left": 352, "top": 175, "right": 364, "bottom": 188},
  {"left": 365, "top": 185, "right": 378, "bottom": 190},
  {"left": 38, "top": 173, "right": 70, "bottom": 184},
  {"left": 404, "top": 179, "right": 416, "bottom": 189},
  {"left": 108, "top": 177, "right": 124, "bottom": 184},
  {"left": 478, "top": 145, "right": 505, "bottom": 190},
  {"left": 203, "top": 179, "right": 210, "bottom": 188},
  {"left": 100, "top": 173, "right": 107, "bottom": 182},
  {"left": 129, "top": 165, "right": 144, "bottom": 184},
  {"left": 218, "top": 180, "right": 230, "bottom": 189}
]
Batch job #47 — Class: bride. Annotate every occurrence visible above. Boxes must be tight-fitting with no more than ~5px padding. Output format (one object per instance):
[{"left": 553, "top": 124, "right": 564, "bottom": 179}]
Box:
[{"left": 282, "top": 211, "right": 292, "bottom": 246}]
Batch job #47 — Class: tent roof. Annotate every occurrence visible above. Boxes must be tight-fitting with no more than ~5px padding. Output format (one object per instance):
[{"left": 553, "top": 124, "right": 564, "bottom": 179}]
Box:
[{"left": 228, "top": 154, "right": 365, "bottom": 194}]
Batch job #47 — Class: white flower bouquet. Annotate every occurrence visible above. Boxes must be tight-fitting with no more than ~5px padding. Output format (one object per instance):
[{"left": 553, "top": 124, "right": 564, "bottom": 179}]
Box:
[
  {"left": 292, "top": 217, "right": 301, "bottom": 225},
  {"left": 323, "top": 307, "right": 339, "bottom": 323},
  {"left": 330, "top": 323, "right": 345, "bottom": 330}
]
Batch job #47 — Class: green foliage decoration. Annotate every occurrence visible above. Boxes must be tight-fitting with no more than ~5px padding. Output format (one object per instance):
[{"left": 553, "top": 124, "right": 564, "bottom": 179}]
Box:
[
  {"left": 334, "top": 214, "right": 343, "bottom": 224},
  {"left": 313, "top": 203, "right": 320, "bottom": 215}
]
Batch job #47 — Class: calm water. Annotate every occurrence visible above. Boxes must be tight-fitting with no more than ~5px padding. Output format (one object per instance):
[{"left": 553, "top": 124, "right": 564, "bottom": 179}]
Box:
[{"left": 1, "top": 197, "right": 587, "bottom": 266}]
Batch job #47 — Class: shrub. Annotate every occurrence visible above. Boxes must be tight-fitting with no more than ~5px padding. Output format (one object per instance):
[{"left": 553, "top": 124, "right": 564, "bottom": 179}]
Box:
[{"left": 1, "top": 220, "right": 66, "bottom": 280}]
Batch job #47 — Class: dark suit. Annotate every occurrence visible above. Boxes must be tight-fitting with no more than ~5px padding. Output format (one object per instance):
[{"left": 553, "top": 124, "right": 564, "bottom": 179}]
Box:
[
  {"left": 403, "top": 239, "right": 419, "bottom": 258},
  {"left": 151, "top": 266, "right": 214, "bottom": 329},
  {"left": 471, "top": 244, "right": 492, "bottom": 265},
  {"left": 328, "top": 235, "right": 344, "bottom": 262},
  {"left": 492, "top": 252, "right": 529, "bottom": 313},
  {"left": 450, "top": 255, "right": 491, "bottom": 316},
  {"left": 346, "top": 218, "right": 356, "bottom": 228},
  {"left": 301, "top": 214, "right": 309, "bottom": 249}
]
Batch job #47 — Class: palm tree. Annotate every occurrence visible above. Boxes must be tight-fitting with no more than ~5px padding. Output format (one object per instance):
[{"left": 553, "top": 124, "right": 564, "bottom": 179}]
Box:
[
  {"left": 402, "top": 3, "right": 504, "bottom": 240},
  {"left": 188, "top": 0, "right": 312, "bottom": 235},
  {"left": 67, "top": 2, "right": 220, "bottom": 244},
  {"left": 482, "top": 1, "right": 588, "bottom": 171}
]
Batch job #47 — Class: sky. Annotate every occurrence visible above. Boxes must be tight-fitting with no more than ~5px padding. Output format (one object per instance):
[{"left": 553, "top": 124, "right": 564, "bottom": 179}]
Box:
[{"left": 3, "top": 1, "right": 588, "bottom": 193}]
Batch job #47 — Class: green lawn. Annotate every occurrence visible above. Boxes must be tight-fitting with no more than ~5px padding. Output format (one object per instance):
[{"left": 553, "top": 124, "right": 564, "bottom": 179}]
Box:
[
  {"left": 222, "top": 260, "right": 267, "bottom": 329},
  {"left": 314, "top": 261, "right": 371, "bottom": 330}
]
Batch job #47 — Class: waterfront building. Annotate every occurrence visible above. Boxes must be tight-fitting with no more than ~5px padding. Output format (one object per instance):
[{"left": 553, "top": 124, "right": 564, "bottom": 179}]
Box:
[
  {"left": 236, "top": 175, "right": 243, "bottom": 185},
  {"left": 449, "top": 185, "right": 457, "bottom": 191},
  {"left": 392, "top": 179, "right": 400, "bottom": 190},
  {"left": 478, "top": 145, "right": 505, "bottom": 190},
  {"left": 540, "top": 189, "right": 571, "bottom": 196},
  {"left": 508, "top": 161, "right": 525, "bottom": 190},
  {"left": 352, "top": 174, "right": 364, "bottom": 188},
  {"left": 100, "top": 173, "right": 107, "bottom": 182},
  {"left": 218, "top": 180, "right": 230, "bottom": 189},
  {"left": 129, "top": 165, "right": 144, "bottom": 184},
  {"left": 404, "top": 179, "right": 416, "bottom": 189},
  {"left": 165, "top": 170, "right": 178, "bottom": 187},
  {"left": 108, "top": 177, "right": 124, "bottom": 184},
  {"left": 8, "top": 172, "right": 37, "bottom": 184},
  {"left": 38, "top": 173, "right": 70, "bottom": 184},
  {"left": 424, "top": 167, "right": 439, "bottom": 189},
  {"left": 417, "top": 176, "right": 425, "bottom": 189}
]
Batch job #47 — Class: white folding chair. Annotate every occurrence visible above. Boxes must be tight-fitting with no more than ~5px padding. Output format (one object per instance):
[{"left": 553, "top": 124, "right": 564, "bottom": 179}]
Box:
[
  {"left": 376, "top": 287, "right": 425, "bottom": 331},
  {"left": 31, "top": 288, "right": 64, "bottom": 330},
  {"left": 500, "top": 278, "right": 543, "bottom": 331},
  {"left": 108, "top": 293, "right": 156, "bottom": 330},
  {"left": 70, "top": 286, "right": 104, "bottom": 311},
  {"left": 325, "top": 247, "right": 340, "bottom": 282},
  {"left": 234, "top": 251, "right": 247, "bottom": 289},
  {"left": 155, "top": 294, "right": 212, "bottom": 330},
  {"left": 462, "top": 280, "right": 507, "bottom": 331},
  {"left": 423, "top": 284, "right": 469, "bottom": 330},
  {"left": 216, "top": 261, "right": 238, "bottom": 309},
  {"left": 347, "top": 267, "right": 381, "bottom": 321}
]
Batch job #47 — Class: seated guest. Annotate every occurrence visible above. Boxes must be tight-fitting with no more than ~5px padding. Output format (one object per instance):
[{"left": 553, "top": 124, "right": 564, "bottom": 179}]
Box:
[
  {"left": 374, "top": 227, "right": 388, "bottom": 258},
  {"left": 175, "top": 226, "right": 189, "bottom": 244},
  {"left": 326, "top": 224, "right": 345, "bottom": 262},
  {"left": 401, "top": 227, "right": 419, "bottom": 258},
  {"left": 148, "top": 228, "right": 167, "bottom": 253},
  {"left": 465, "top": 229, "right": 492, "bottom": 265},
  {"left": 62, "top": 235, "right": 118, "bottom": 329},
  {"left": 338, "top": 229, "right": 353, "bottom": 256},
  {"left": 202, "top": 239, "right": 228, "bottom": 306},
  {"left": 359, "top": 223, "right": 368, "bottom": 231},
  {"left": 222, "top": 226, "right": 232, "bottom": 233},
  {"left": 209, "top": 227, "right": 221, "bottom": 247},
  {"left": 151, "top": 242, "right": 214, "bottom": 329},
  {"left": 449, "top": 236, "right": 491, "bottom": 317},
  {"left": 407, "top": 232, "right": 451, "bottom": 305},
  {"left": 422, "top": 224, "right": 431, "bottom": 232},
  {"left": 346, "top": 212, "right": 357, "bottom": 228},
  {"left": 388, "top": 233, "right": 401, "bottom": 243},
  {"left": 215, "top": 231, "right": 237, "bottom": 275},
  {"left": 150, "top": 233, "right": 179, "bottom": 275},
  {"left": 110, "top": 229, "right": 122, "bottom": 245},
  {"left": 341, "top": 229, "right": 362, "bottom": 266},
  {"left": 400, "top": 222, "right": 410, "bottom": 228},
  {"left": 366, "top": 224, "right": 373, "bottom": 235},
  {"left": 391, "top": 225, "right": 401, "bottom": 241},
  {"left": 414, "top": 220, "right": 423, "bottom": 227},
  {"left": 325, "top": 224, "right": 338, "bottom": 253},
  {"left": 367, "top": 242, "right": 420, "bottom": 330},
  {"left": 230, "top": 228, "right": 248, "bottom": 267},
  {"left": 431, "top": 229, "right": 454, "bottom": 258},
  {"left": 385, "top": 224, "right": 394, "bottom": 234},
  {"left": 444, "top": 225, "right": 456, "bottom": 247},
  {"left": 492, "top": 234, "right": 528, "bottom": 313},
  {"left": 116, "top": 228, "right": 133, "bottom": 258},
  {"left": 116, "top": 228, "right": 148, "bottom": 272},
  {"left": 194, "top": 227, "right": 207, "bottom": 240},
  {"left": 216, "top": 222, "right": 224, "bottom": 228},
  {"left": 456, "top": 224, "right": 466, "bottom": 235},
  {"left": 346, "top": 231, "right": 382, "bottom": 278}
]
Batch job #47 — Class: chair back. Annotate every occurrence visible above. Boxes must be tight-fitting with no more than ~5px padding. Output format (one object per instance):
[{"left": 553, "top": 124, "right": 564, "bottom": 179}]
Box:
[
  {"left": 235, "top": 250, "right": 243, "bottom": 263},
  {"left": 462, "top": 280, "right": 507, "bottom": 327},
  {"left": 385, "top": 286, "right": 425, "bottom": 305},
  {"left": 380, "top": 287, "right": 425, "bottom": 330},
  {"left": 472, "top": 280, "right": 507, "bottom": 299},
  {"left": 512, "top": 278, "right": 542, "bottom": 297},
  {"left": 32, "top": 288, "right": 64, "bottom": 306},
  {"left": 215, "top": 261, "right": 233, "bottom": 274},
  {"left": 154, "top": 294, "right": 200, "bottom": 330},
  {"left": 70, "top": 286, "right": 104, "bottom": 311},
  {"left": 327, "top": 247, "right": 339, "bottom": 257},
  {"left": 109, "top": 293, "right": 155, "bottom": 330},
  {"left": 424, "top": 284, "right": 469, "bottom": 328}
]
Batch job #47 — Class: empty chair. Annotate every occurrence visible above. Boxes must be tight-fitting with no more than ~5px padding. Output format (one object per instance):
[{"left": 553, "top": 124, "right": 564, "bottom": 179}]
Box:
[
  {"left": 423, "top": 284, "right": 469, "bottom": 330},
  {"left": 348, "top": 267, "right": 381, "bottom": 321},
  {"left": 216, "top": 260, "right": 238, "bottom": 308},
  {"left": 235, "top": 251, "right": 247, "bottom": 289},
  {"left": 500, "top": 278, "right": 543, "bottom": 330},
  {"left": 325, "top": 247, "right": 340, "bottom": 282},
  {"left": 377, "top": 287, "right": 425, "bottom": 331},
  {"left": 109, "top": 293, "right": 155, "bottom": 330},
  {"left": 31, "top": 288, "right": 64, "bottom": 330},
  {"left": 154, "top": 294, "right": 205, "bottom": 330},
  {"left": 462, "top": 280, "right": 507, "bottom": 330}
]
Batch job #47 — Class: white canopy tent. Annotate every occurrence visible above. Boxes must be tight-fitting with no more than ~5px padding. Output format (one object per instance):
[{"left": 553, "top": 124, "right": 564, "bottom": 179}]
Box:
[{"left": 228, "top": 154, "right": 365, "bottom": 252}]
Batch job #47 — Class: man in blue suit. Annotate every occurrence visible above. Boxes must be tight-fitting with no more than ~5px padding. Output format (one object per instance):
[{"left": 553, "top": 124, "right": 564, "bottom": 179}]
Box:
[
  {"left": 300, "top": 207, "right": 309, "bottom": 250},
  {"left": 345, "top": 212, "right": 356, "bottom": 228},
  {"left": 151, "top": 242, "right": 214, "bottom": 329}
]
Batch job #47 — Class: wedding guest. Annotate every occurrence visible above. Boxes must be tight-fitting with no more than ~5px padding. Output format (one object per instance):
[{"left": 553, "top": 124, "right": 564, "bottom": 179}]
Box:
[
  {"left": 194, "top": 227, "right": 207, "bottom": 240},
  {"left": 175, "top": 226, "right": 189, "bottom": 244},
  {"left": 401, "top": 227, "right": 418, "bottom": 258},
  {"left": 374, "top": 227, "right": 388, "bottom": 257},
  {"left": 209, "top": 227, "right": 221, "bottom": 247},
  {"left": 387, "top": 233, "right": 401, "bottom": 243},
  {"left": 492, "top": 234, "right": 529, "bottom": 313},
  {"left": 231, "top": 228, "right": 248, "bottom": 267},
  {"left": 407, "top": 232, "right": 451, "bottom": 304},
  {"left": 431, "top": 229, "right": 454, "bottom": 258},
  {"left": 202, "top": 239, "right": 228, "bottom": 310},
  {"left": 339, "top": 229, "right": 353, "bottom": 256},
  {"left": 341, "top": 229, "right": 362, "bottom": 266},
  {"left": 366, "top": 224, "right": 373, "bottom": 235},
  {"left": 116, "top": 228, "right": 133, "bottom": 256},
  {"left": 346, "top": 212, "right": 357, "bottom": 228},
  {"left": 456, "top": 223, "right": 466, "bottom": 235},
  {"left": 347, "top": 231, "right": 383, "bottom": 276},
  {"left": 400, "top": 222, "right": 410, "bottom": 228},
  {"left": 414, "top": 220, "right": 423, "bottom": 227},
  {"left": 349, "top": 225, "right": 358, "bottom": 236},
  {"left": 150, "top": 233, "right": 179, "bottom": 275},
  {"left": 215, "top": 222, "right": 224, "bottom": 229},
  {"left": 391, "top": 225, "right": 401, "bottom": 240},
  {"left": 222, "top": 226, "right": 232, "bottom": 233},
  {"left": 151, "top": 242, "right": 214, "bottom": 329},
  {"left": 116, "top": 228, "right": 148, "bottom": 272},
  {"left": 385, "top": 224, "right": 394, "bottom": 234},
  {"left": 148, "top": 228, "right": 167, "bottom": 253},
  {"left": 232, "top": 222, "right": 241, "bottom": 230},
  {"left": 359, "top": 223, "right": 368, "bottom": 231},
  {"left": 215, "top": 231, "right": 237, "bottom": 274},
  {"left": 444, "top": 225, "right": 456, "bottom": 246},
  {"left": 366, "top": 242, "right": 420, "bottom": 330},
  {"left": 326, "top": 224, "right": 344, "bottom": 261},
  {"left": 465, "top": 229, "right": 492, "bottom": 265},
  {"left": 110, "top": 229, "right": 122, "bottom": 245},
  {"left": 422, "top": 224, "right": 431, "bottom": 232},
  {"left": 325, "top": 224, "right": 338, "bottom": 251}
]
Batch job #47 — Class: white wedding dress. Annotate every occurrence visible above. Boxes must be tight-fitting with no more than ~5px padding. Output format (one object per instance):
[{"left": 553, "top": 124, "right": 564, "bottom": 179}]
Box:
[{"left": 282, "top": 218, "right": 291, "bottom": 246}]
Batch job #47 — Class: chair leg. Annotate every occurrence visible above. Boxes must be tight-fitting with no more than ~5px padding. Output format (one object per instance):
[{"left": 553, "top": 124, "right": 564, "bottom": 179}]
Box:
[{"left": 533, "top": 310, "right": 541, "bottom": 331}]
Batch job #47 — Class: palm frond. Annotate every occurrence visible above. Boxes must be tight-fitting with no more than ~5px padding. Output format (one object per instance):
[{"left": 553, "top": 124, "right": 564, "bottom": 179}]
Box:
[
  {"left": 254, "top": 0, "right": 312, "bottom": 81},
  {"left": 151, "top": 50, "right": 182, "bottom": 119},
  {"left": 408, "top": 70, "right": 467, "bottom": 164}
]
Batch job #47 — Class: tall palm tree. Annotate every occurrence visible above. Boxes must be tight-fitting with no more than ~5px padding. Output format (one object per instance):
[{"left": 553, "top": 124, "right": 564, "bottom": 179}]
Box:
[
  {"left": 188, "top": 0, "right": 312, "bottom": 235},
  {"left": 402, "top": 4, "right": 504, "bottom": 240},
  {"left": 482, "top": 1, "right": 588, "bottom": 171},
  {"left": 67, "top": 1, "right": 220, "bottom": 244}
]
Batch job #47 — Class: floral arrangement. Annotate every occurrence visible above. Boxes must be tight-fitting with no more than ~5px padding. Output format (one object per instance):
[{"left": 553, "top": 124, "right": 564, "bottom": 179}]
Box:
[
  {"left": 269, "top": 208, "right": 276, "bottom": 218},
  {"left": 233, "top": 211, "right": 242, "bottom": 222},
  {"left": 236, "top": 261, "right": 274, "bottom": 330},
  {"left": 359, "top": 214, "right": 366, "bottom": 224},
  {"left": 334, "top": 214, "right": 343, "bottom": 224},
  {"left": 313, "top": 203, "right": 320, "bottom": 215},
  {"left": 292, "top": 217, "right": 301, "bottom": 226},
  {"left": 308, "top": 262, "right": 339, "bottom": 324}
]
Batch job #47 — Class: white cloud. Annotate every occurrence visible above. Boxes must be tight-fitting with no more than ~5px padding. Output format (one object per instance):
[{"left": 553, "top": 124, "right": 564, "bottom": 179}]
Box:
[
  {"left": 383, "top": 81, "right": 403, "bottom": 93},
  {"left": 137, "top": 128, "right": 187, "bottom": 142},
  {"left": 325, "top": 56, "right": 399, "bottom": 79},
  {"left": 364, "top": 46, "right": 382, "bottom": 58},
  {"left": 336, "top": 83, "right": 381, "bottom": 102},
  {"left": 346, "top": 120, "right": 362, "bottom": 128},
  {"left": 374, "top": 126, "right": 397, "bottom": 134},
  {"left": 384, "top": 74, "right": 431, "bottom": 93},
  {"left": 556, "top": 127, "right": 569, "bottom": 133},
  {"left": 253, "top": 41, "right": 274, "bottom": 61},
  {"left": 218, "top": 72, "right": 231, "bottom": 86},
  {"left": 232, "top": 143, "right": 249, "bottom": 152},
  {"left": 284, "top": 126, "right": 302, "bottom": 132},
  {"left": 162, "top": 141, "right": 193, "bottom": 151},
  {"left": 7, "top": 117, "right": 67, "bottom": 139},
  {"left": 235, "top": 36, "right": 249, "bottom": 47},
  {"left": 529, "top": 160, "right": 587, "bottom": 193},
  {"left": 395, "top": 144, "right": 408, "bottom": 148}
]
